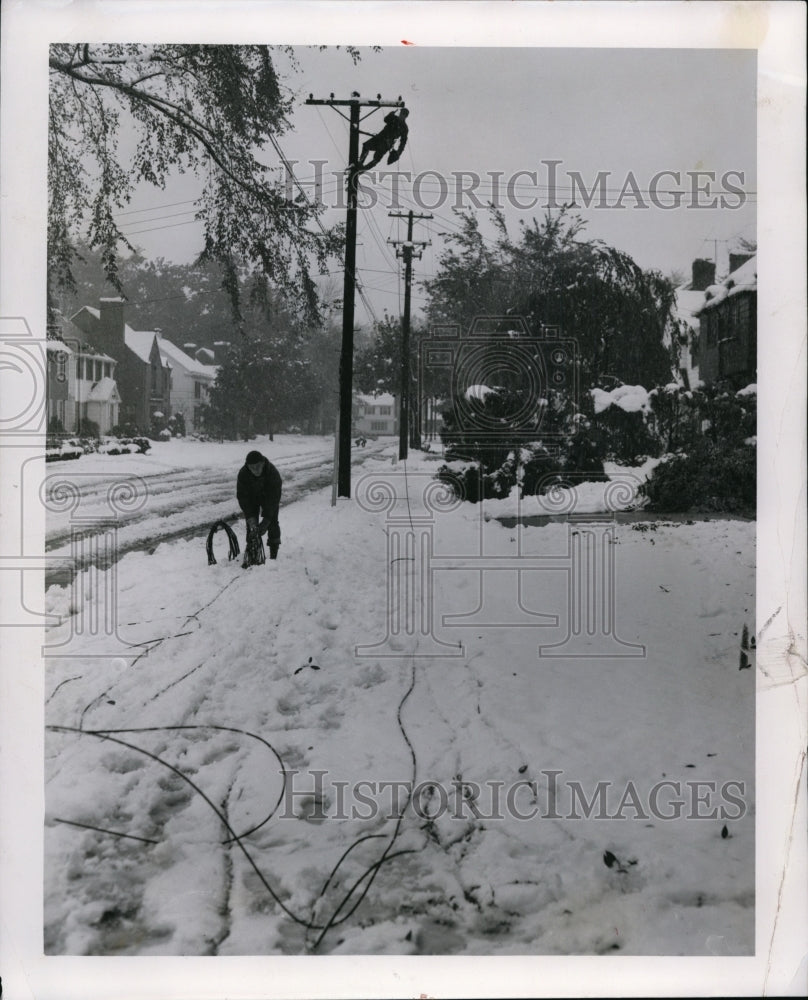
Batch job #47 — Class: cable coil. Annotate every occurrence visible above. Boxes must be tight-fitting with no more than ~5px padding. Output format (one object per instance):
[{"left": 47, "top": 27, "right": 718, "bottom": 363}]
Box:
[{"left": 206, "top": 520, "right": 241, "bottom": 565}]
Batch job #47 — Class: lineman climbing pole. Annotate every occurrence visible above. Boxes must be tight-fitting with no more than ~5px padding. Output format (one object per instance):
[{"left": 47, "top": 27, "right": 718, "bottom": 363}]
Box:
[
  {"left": 306, "top": 93, "right": 405, "bottom": 497},
  {"left": 388, "top": 211, "right": 431, "bottom": 460}
]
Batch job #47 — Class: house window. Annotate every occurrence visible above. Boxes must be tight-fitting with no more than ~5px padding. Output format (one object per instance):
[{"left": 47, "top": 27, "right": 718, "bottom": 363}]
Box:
[
  {"left": 379, "top": 406, "right": 392, "bottom": 415},
  {"left": 370, "top": 420, "right": 387, "bottom": 431},
  {"left": 194, "top": 381, "right": 202, "bottom": 399},
  {"left": 365, "top": 405, "right": 376, "bottom": 415}
]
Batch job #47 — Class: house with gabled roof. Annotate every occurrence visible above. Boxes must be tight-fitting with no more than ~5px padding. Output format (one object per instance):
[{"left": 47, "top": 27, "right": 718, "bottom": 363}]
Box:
[
  {"left": 155, "top": 334, "right": 217, "bottom": 434},
  {"left": 354, "top": 392, "right": 398, "bottom": 437},
  {"left": 70, "top": 298, "right": 171, "bottom": 430},
  {"left": 670, "top": 253, "right": 757, "bottom": 390},
  {"left": 46, "top": 313, "right": 121, "bottom": 434},
  {"left": 694, "top": 254, "right": 756, "bottom": 388}
]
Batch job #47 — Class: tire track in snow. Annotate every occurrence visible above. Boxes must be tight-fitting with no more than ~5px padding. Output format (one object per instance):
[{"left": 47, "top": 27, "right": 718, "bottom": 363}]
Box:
[{"left": 45, "top": 442, "right": 392, "bottom": 587}]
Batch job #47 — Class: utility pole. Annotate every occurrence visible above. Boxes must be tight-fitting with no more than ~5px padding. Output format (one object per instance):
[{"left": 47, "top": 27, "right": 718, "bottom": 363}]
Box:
[
  {"left": 306, "top": 93, "right": 405, "bottom": 497},
  {"left": 388, "top": 210, "right": 431, "bottom": 460}
]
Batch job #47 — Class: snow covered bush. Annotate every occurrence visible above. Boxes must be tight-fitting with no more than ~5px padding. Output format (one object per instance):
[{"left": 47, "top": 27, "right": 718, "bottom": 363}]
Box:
[
  {"left": 435, "top": 460, "right": 517, "bottom": 503},
  {"left": 647, "top": 383, "right": 700, "bottom": 453},
  {"left": 45, "top": 440, "right": 83, "bottom": 462},
  {"left": 639, "top": 441, "right": 755, "bottom": 513},
  {"left": 591, "top": 381, "right": 756, "bottom": 463},
  {"left": 436, "top": 384, "right": 607, "bottom": 503},
  {"left": 589, "top": 382, "right": 659, "bottom": 463},
  {"left": 97, "top": 436, "right": 149, "bottom": 456},
  {"left": 45, "top": 437, "right": 102, "bottom": 462},
  {"left": 112, "top": 421, "right": 142, "bottom": 438},
  {"left": 696, "top": 383, "right": 756, "bottom": 448}
]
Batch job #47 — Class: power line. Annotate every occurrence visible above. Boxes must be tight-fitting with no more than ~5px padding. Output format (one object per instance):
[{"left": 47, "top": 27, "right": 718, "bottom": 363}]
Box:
[
  {"left": 121, "top": 218, "right": 203, "bottom": 237},
  {"left": 114, "top": 198, "right": 199, "bottom": 218}
]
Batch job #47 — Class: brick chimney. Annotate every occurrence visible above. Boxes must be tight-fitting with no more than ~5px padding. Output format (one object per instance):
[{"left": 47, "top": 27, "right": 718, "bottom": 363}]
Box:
[
  {"left": 729, "top": 252, "right": 754, "bottom": 275},
  {"left": 691, "top": 259, "right": 716, "bottom": 292},
  {"left": 99, "top": 297, "right": 126, "bottom": 350}
]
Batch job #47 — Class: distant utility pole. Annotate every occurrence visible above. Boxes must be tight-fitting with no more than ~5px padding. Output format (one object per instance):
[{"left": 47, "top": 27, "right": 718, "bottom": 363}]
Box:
[
  {"left": 388, "top": 210, "right": 431, "bottom": 460},
  {"left": 306, "top": 92, "right": 405, "bottom": 497}
]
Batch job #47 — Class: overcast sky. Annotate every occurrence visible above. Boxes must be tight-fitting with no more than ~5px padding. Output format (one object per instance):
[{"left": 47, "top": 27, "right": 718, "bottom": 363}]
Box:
[{"left": 121, "top": 45, "right": 756, "bottom": 325}]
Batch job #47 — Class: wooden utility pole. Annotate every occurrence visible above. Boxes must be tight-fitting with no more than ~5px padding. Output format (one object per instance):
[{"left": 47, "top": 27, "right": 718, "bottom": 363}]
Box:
[
  {"left": 388, "top": 210, "right": 431, "bottom": 460},
  {"left": 306, "top": 93, "right": 405, "bottom": 496}
]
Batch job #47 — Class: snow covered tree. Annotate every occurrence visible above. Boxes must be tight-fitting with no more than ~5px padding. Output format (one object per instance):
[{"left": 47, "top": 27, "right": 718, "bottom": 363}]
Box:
[
  {"left": 203, "top": 281, "right": 325, "bottom": 439},
  {"left": 424, "top": 208, "right": 676, "bottom": 389},
  {"left": 355, "top": 314, "right": 411, "bottom": 396},
  {"left": 48, "top": 44, "right": 348, "bottom": 324},
  {"left": 204, "top": 328, "right": 319, "bottom": 440}
]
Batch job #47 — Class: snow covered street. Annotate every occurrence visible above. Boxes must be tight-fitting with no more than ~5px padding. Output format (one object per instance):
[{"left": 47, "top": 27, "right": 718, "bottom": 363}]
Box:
[
  {"left": 43, "top": 441, "right": 755, "bottom": 956},
  {"left": 44, "top": 435, "right": 391, "bottom": 584}
]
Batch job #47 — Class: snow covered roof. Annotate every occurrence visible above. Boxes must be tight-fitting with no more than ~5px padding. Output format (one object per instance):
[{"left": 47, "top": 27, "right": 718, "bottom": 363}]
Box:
[
  {"left": 87, "top": 377, "right": 121, "bottom": 402},
  {"left": 80, "top": 346, "right": 117, "bottom": 363},
  {"left": 124, "top": 325, "right": 159, "bottom": 364},
  {"left": 673, "top": 285, "right": 708, "bottom": 325},
  {"left": 157, "top": 335, "right": 217, "bottom": 378},
  {"left": 46, "top": 340, "right": 74, "bottom": 355},
  {"left": 696, "top": 255, "right": 757, "bottom": 315},
  {"left": 358, "top": 392, "right": 396, "bottom": 406}
]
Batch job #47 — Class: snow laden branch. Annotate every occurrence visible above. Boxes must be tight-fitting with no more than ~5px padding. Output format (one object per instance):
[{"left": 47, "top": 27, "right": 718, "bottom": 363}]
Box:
[{"left": 48, "top": 43, "right": 344, "bottom": 324}]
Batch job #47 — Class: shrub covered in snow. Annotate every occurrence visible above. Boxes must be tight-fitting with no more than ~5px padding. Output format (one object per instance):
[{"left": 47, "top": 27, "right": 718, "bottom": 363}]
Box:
[
  {"left": 45, "top": 440, "right": 83, "bottom": 462},
  {"left": 437, "top": 384, "right": 607, "bottom": 503},
  {"left": 97, "top": 436, "right": 151, "bottom": 456},
  {"left": 435, "top": 378, "right": 755, "bottom": 507},
  {"left": 45, "top": 437, "right": 100, "bottom": 462},
  {"left": 591, "top": 381, "right": 756, "bottom": 463},
  {"left": 639, "top": 441, "right": 755, "bottom": 513}
]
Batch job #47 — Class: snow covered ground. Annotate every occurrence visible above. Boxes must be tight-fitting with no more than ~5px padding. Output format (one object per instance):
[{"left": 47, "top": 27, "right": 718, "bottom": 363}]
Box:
[{"left": 43, "top": 442, "right": 755, "bottom": 956}]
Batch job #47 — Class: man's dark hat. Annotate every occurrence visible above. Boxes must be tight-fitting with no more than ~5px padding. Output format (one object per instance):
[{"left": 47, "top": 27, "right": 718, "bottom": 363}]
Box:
[{"left": 245, "top": 450, "right": 264, "bottom": 465}]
